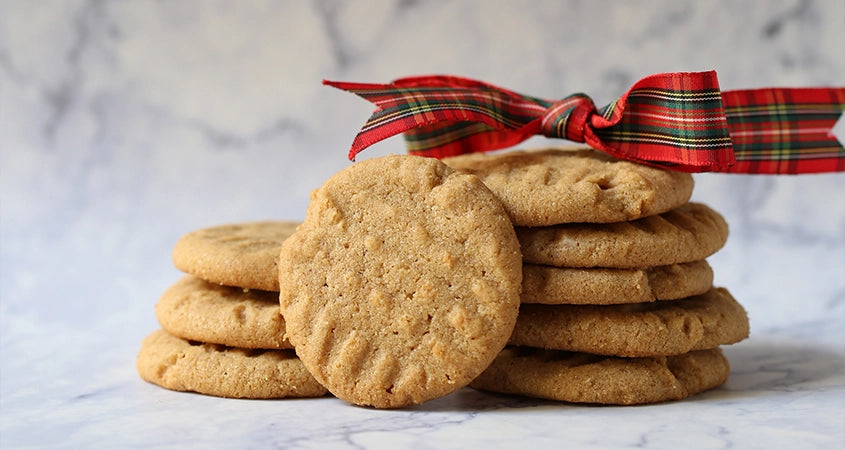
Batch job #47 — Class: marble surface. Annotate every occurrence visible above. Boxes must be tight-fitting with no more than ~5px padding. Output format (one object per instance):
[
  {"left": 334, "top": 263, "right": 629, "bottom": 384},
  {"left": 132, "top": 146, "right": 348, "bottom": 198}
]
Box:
[{"left": 1, "top": 1, "right": 844, "bottom": 448}]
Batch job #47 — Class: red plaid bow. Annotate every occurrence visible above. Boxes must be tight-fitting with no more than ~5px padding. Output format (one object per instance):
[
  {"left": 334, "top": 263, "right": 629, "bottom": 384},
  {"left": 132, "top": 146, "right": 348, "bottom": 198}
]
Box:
[{"left": 325, "top": 71, "right": 845, "bottom": 174}]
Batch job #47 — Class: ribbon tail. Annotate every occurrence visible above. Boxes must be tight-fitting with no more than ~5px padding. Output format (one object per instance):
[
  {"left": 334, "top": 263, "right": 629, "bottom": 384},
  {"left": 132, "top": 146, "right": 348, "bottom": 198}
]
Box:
[
  {"left": 832, "top": 112, "right": 845, "bottom": 146},
  {"left": 324, "top": 78, "right": 549, "bottom": 160},
  {"left": 721, "top": 87, "right": 845, "bottom": 174},
  {"left": 323, "top": 80, "right": 403, "bottom": 160}
]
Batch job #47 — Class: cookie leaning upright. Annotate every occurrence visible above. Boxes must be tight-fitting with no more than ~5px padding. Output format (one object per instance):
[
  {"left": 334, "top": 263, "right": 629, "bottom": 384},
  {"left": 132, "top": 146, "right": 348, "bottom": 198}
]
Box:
[{"left": 278, "top": 154, "right": 522, "bottom": 409}]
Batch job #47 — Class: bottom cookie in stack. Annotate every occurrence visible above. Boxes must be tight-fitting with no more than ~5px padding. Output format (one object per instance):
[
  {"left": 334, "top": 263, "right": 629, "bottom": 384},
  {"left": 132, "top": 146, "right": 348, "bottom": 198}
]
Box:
[
  {"left": 470, "top": 347, "right": 730, "bottom": 405},
  {"left": 472, "top": 288, "right": 749, "bottom": 405},
  {"left": 137, "top": 221, "right": 327, "bottom": 399},
  {"left": 137, "top": 329, "right": 326, "bottom": 399}
]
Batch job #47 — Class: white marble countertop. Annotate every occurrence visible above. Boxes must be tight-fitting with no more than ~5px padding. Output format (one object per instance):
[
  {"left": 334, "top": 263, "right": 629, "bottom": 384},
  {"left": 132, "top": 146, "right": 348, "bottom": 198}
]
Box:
[
  {"left": 3, "top": 325, "right": 844, "bottom": 448},
  {"left": 2, "top": 1, "right": 843, "bottom": 448}
]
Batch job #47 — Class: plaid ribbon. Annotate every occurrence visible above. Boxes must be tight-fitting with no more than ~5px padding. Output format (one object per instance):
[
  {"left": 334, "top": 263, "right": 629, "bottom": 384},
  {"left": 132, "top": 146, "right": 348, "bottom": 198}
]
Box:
[{"left": 324, "top": 71, "right": 845, "bottom": 174}]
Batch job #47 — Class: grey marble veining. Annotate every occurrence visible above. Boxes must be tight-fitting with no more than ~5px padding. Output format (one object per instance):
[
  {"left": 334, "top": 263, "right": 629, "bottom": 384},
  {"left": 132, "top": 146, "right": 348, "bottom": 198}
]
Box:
[{"left": 1, "top": 1, "right": 844, "bottom": 448}]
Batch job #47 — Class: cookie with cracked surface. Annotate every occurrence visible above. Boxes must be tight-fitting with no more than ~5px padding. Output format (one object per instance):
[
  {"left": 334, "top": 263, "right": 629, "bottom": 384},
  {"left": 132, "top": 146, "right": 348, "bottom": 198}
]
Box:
[
  {"left": 278, "top": 154, "right": 522, "bottom": 408},
  {"left": 173, "top": 221, "right": 300, "bottom": 291},
  {"left": 521, "top": 260, "right": 713, "bottom": 305},
  {"left": 509, "top": 287, "right": 749, "bottom": 357},
  {"left": 155, "top": 275, "right": 292, "bottom": 350},
  {"left": 442, "top": 148, "right": 694, "bottom": 226},
  {"left": 517, "top": 202, "right": 729, "bottom": 269},
  {"left": 470, "top": 346, "right": 730, "bottom": 405},
  {"left": 136, "top": 329, "right": 327, "bottom": 399}
]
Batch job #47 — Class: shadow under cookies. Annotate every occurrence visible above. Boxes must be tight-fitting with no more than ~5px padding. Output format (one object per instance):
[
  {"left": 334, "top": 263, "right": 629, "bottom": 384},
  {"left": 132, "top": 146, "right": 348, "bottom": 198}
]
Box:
[{"left": 407, "top": 335, "right": 845, "bottom": 412}]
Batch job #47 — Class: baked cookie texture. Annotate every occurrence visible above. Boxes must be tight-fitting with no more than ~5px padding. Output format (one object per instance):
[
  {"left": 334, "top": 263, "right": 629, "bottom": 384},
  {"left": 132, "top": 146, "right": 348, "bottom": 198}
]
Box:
[
  {"left": 155, "top": 275, "right": 292, "bottom": 350},
  {"left": 470, "top": 347, "right": 730, "bottom": 405},
  {"left": 173, "top": 221, "right": 300, "bottom": 291},
  {"left": 517, "top": 202, "right": 729, "bottom": 268},
  {"left": 138, "top": 145, "right": 748, "bottom": 408},
  {"left": 521, "top": 260, "right": 713, "bottom": 305},
  {"left": 509, "top": 287, "right": 749, "bottom": 357},
  {"left": 137, "top": 329, "right": 327, "bottom": 399},
  {"left": 278, "top": 155, "right": 522, "bottom": 408},
  {"left": 442, "top": 148, "right": 694, "bottom": 226}
]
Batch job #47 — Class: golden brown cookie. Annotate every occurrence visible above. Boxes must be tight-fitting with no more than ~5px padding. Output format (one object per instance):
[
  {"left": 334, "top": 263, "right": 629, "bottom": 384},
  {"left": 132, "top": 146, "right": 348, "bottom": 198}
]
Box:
[
  {"left": 521, "top": 260, "right": 713, "bottom": 305},
  {"left": 509, "top": 287, "right": 749, "bottom": 357},
  {"left": 172, "top": 221, "right": 299, "bottom": 291},
  {"left": 517, "top": 202, "right": 729, "bottom": 268},
  {"left": 136, "top": 329, "right": 327, "bottom": 399},
  {"left": 278, "top": 154, "right": 522, "bottom": 409},
  {"left": 470, "top": 346, "right": 730, "bottom": 405},
  {"left": 442, "top": 148, "right": 694, "bottom": 226},
  {"left": 155, "top": 275, "right": 292, "bottom": 350}
]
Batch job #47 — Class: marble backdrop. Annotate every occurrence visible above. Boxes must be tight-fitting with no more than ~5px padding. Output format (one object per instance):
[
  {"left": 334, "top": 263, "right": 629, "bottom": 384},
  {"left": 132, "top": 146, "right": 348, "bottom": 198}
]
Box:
[{"left": 1, "top": 1, "right": 843, "bottom": 447}]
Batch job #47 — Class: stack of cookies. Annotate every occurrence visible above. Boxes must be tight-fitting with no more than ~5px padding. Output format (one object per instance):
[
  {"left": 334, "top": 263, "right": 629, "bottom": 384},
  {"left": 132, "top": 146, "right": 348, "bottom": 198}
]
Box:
[
  {"left": 136, "top": 222, "right": 327, "bottom": 399},
  {"left": 137, "top": 147, "right": 749, "bottom": 408},
  {"left": 441, "top": 148, "right": 750, "bottom": 405}
]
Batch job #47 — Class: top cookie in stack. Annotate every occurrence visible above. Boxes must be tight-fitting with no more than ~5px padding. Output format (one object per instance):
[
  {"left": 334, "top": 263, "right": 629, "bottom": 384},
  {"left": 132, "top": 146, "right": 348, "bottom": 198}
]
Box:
[
  {"left": 172, "top": 221, "right": 299, "bottom": 292},
  {"left": 442, "top": 148, "right": 694, "bottom": 227},
  {"left": 443, "top": 148, "right": 749, "bottom": 405}
]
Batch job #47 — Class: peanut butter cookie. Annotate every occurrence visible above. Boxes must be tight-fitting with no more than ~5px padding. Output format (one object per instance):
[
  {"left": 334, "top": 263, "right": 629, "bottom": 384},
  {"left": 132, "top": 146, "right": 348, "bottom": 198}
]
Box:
[
  {"left": 470, "top": 346, "right": 730, "bottom": 405},
  {"left": 136, "top": 329, "right": 326, "bottom": 399},
  {"left": 521, "top": 260, "right": 713, "bottom": 305},
  {"left": 155, "top": 275, "right": 291, "bottom": 350},
  {"left": 173, "top": 221, "right": 299, "bottom": 291},
  {"left": 442, "top": 148, "right": 694, "bottom": 226},
  {"left": 517, "top": 203, "right": 729, "bottom": 268},
  {"left": 509, "top": 287, "right": 749, "bottom": 357},
  {"left": 278, "top": 155, "right": 522, "bottom": 408}
]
